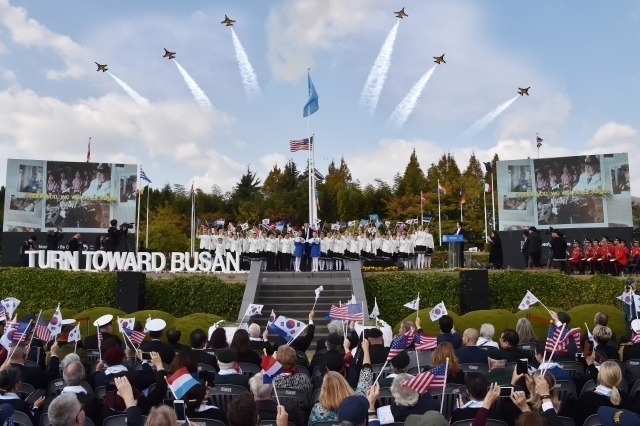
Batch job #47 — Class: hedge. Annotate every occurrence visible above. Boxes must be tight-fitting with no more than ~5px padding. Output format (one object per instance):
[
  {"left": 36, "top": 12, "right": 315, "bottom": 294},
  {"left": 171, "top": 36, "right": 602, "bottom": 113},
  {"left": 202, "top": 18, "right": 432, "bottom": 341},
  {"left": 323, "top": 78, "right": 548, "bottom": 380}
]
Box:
[{"left": 0, "top": 268, "right": 629, "bottom": 330}]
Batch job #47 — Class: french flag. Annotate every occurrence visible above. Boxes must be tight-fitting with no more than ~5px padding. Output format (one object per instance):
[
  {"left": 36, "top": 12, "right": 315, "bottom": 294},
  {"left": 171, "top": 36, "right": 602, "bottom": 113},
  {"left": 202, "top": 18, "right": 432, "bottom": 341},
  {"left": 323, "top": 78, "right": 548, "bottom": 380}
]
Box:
[
  {"left": 167, "top": 367, "right": 200, "bottom": 399},
  {"left": 261, "top": 355, "right": 283, "bottom": 384}
]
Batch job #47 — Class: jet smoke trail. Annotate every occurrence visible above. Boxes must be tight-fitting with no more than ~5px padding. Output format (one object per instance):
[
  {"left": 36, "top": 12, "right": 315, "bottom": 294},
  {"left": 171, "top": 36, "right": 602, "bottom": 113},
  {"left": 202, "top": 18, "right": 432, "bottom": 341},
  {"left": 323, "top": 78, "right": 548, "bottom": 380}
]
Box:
[
  {"left": 230, "top": 29, "right": 261, "bottom": 100},
  {"left": 387, "top": 66, "right": 437, "bottom": 129},
  {"left": 107, "top": 72, "right": 149, "bottom": 106},
  {"left": 358, "top": 20, "right": 400, "bottom": 117},
  {"left": 173, "top": 60, "right": 212, "bottom": 110},
  {"left": 458, "top": 95, "right": 520, "bottom": 140}
]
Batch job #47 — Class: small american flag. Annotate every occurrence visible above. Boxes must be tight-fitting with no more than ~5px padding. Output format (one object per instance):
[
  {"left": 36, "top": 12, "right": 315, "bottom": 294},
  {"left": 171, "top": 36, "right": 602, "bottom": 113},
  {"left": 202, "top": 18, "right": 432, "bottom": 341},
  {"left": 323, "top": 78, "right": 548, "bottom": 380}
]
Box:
[
  {"left": 329, "top": 303, "right": 364, "bottom": 321},
  {"left": 545, "top": 324, "right": 581, "bottom": 354},
  {"left": 289, "top": 136, "right": 313, "bottom": 152},
  {"left": 10, "top": 321, "right": 30, "bottom": 343},
  {"left": 632, "top": 333, "right": 640, "bottom": 344},
  {"left": 128, "top": 330, "right": 146, "bottom": 346},
  {"left": 35, "top": 313, "right": 52, "bottom": 342},
  {"left": 386, "top": 334, "right": 410, "bottom": 362},
  {"left": 403, "top": 362, "right": 447, "bottom": 393},
  {"left": 414, "top": 332, "right": 437, "bottom": 350}
]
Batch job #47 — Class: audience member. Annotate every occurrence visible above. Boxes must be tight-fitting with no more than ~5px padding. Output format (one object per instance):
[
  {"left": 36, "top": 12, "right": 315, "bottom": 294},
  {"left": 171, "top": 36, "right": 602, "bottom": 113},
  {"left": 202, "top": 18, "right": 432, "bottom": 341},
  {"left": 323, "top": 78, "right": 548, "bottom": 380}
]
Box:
[
  {"left": 0, "top": 366, "right": 45, "bottom": 425},
  {"left": 436, "top": 315, "right": 462, "bottom": 349},
  {"left": 450, "top": 372, "right": 499, "bottom": 423},
  {"left": 248, "top": 323, "right": 273, "bottom": 355},
  {"left": 455, "top": 328, "right": 489, "bottom": 364},
  {"left": 515, "top": 318, "right": 538, "bottom": 344},
  {"left": 250, "top": 372, "right": 303, "bottom": 426},
  {"left": 214, "top": 348, "right": 250, "bottom": 389},
  {"left": 230, "top": 329, "right": 261, "bottom": 367},
  {"left": 139, "top": 318, "right": 175, "bottom": 365},
  {"left": 498, "top": 329, "right": 529, "bottom": 363},
  {"left": 166, "top": 327, "right": 188, "bottom": 353},
  {"left": 192, "top": 328, "right": 219, "bottom": 370},
  {"left": 375, "top": 373, "right": 440, "bottom": 424},
  {"left": 477, "top": 323, "right": 499, "bottom": 349},
  {"left": 431, "top": 342, "right": 464, "bottom": 384},
  {"left": 207, "top": 327, "right": 229, "bottom": 350}
]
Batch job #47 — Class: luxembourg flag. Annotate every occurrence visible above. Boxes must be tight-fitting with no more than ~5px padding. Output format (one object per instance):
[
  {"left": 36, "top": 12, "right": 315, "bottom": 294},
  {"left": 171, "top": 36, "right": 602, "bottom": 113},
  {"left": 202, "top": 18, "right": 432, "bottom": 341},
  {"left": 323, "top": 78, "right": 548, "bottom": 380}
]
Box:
[
  {"left": 167, "top": 366, "right": 200, "bottom": 400},
  {"left": 261, "top": 354, "right": 283, "bottom": 384}
]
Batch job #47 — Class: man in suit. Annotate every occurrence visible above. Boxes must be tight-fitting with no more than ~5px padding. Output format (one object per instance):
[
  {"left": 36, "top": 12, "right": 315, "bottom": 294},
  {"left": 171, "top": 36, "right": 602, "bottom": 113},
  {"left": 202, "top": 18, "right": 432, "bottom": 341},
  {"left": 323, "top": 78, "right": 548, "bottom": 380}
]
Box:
[
  {"left": 498, "top": 329, "right": 529, "bottom": 363},
  {"left": 366, "top": 328, "right": 389, "bottom": 365},
  {"left": 166, "top": 327, "right": 188, "bottom": 353},
  {"left": 455, "top": 328, "right": 489, "bottom": 364},
  {"left": 214, "top": 349, "right": 249, "bottom": 389},
  {"left": 84, "top": 314, "right": 121, "bottom": 351},
  {"left": 10, "top": 342, "right": 59, "bottom": 390},
  {"left": 454, "top": 221, "right": 465, "bottom": 267},
  {"left": 436, "top": 315, "right": 462, "bottom": 349},
  {"left": 248, "top": 323, "right": 273, "bottom": 355},
  {"left": 190, "top": 328, "right": 218, "bottom": 370},
  {"left": 43, "top": 360, "right": 100, "bottom": 424},
  {"left": 139, "top": 318, "right": 174, "bottom": 365},
  {"left": 301, "top": 222, "right": 313, "bottom": 271}
]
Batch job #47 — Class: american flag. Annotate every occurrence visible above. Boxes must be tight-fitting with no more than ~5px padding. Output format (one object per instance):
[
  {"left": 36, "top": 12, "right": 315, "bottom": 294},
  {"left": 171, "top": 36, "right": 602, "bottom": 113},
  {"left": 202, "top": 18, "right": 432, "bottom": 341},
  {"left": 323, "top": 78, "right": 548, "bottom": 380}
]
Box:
[
  {"left": 632, "top": 333, "right": 640, "bottom": 344},
  {"left": 10, "top": 321, "right": 30, "bottom": 343},
  {"left": 414, "top": 332, "right": 437, "bottom": 350},
  {"left": 34, "top": 312, "right": 52, "bottom": 342},
  {"left": 545, "top": 324, "right": 581, "bottom": 354},
  {"left": 386, "top": 334, "right": 410, "bottom": 362},
  {"left": 289, "top": 136, "right": 313, "bottom": 152},
  {"left": 125, "top": 329, "right": 146, "bottom": 346},
  {"left": 329, "top": 303, "right": 364, "bottom": 321},
  {"left": 403, "top": 362, "right": 447, "bottom": 394}
]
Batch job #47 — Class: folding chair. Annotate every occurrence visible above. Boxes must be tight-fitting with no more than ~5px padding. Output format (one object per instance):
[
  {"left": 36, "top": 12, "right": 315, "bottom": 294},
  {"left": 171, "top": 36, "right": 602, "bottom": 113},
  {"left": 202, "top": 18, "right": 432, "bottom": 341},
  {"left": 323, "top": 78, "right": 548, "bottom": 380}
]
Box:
[
  {"left": 554, "top": 380, "right": 577, "bottom": 404},
  {"left": 238, "top": 362, "right": 261, "bottom": 378},
  {"left": 209, "top": 384, "right": 249, "bottom": 413}
]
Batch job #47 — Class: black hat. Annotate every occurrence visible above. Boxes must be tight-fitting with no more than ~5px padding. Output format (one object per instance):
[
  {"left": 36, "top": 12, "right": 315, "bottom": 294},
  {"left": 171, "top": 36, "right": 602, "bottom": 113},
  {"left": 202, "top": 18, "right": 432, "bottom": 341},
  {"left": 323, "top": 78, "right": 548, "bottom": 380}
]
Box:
[
  {"left": 326, "top": 332, "right": 342, "bottom": 346},
  {"left": 391, "top": 351, "right": 410, "bottom": 369},
  {"left": 217, "top": 348, "right": 238, "bottom": 364},
  {"left": 572, "top": 240, "right": 579, "bottom": 244},
  {"left": 96, "top": 163, "right": 111, "bottom": 173},
  {"left": 367, "top": 328, "right": 383, "bottom": 339},
  {"left": 324, "top": 351, "right": 345, "bottom": 372},
  {"left": 584, "top": 155, "right": 600, "bottom": 166}
]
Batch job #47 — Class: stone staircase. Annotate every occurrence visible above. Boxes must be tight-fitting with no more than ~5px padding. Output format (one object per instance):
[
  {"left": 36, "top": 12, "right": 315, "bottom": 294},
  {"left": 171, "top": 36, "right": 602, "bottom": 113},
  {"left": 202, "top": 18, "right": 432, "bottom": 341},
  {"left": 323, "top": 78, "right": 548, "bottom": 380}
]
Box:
[{"left": 238, "top": 261, "right": 367, "bottom": 346}]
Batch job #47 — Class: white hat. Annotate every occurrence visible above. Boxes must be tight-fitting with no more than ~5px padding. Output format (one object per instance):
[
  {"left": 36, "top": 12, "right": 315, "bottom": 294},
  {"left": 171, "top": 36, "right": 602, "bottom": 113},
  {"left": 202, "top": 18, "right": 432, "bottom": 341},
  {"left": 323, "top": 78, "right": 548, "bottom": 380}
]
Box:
[
  {"left": 61, "top": 319, "right": 76, "bottom": 325},
  {"left": 93, "top": 314, "right": 113, "bottom": 328},
  {"left": 631, "top": 319, "right": 640, "bottom": 333},
  {"left": 145, "top": 318, "right": 167, "bottom": 332}
]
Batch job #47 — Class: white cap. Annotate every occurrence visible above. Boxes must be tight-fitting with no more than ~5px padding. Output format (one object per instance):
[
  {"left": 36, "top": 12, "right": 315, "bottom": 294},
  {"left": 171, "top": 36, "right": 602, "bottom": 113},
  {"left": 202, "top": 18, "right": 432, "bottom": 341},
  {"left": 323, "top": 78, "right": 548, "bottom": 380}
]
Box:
[
  {"left": 93, "top": 314, "right": 113, "bottom": 328},
  {"left": 631, "top": 319, "right": 640, "bottom": 333},
  {"left": 61, "top": 319, "right": 76, "bottom": 325},
  {"left": 145, "top": 318, "right": 167, "bottom": 332}
]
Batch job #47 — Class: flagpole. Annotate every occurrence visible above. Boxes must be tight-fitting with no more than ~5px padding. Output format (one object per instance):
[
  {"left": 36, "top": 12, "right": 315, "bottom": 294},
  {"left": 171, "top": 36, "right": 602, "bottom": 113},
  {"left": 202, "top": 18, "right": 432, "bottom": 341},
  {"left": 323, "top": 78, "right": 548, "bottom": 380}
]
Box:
[
  {"left": 145, "top": 185, "right": 150, "bottom": 249},
  {"left": 437, "top": 180, "right": 442, "bottom": 246},
  {"left": 306, "top": 67, "right": 315, "bottom": 225},
  {"left": 541, "top": 324, "right": 565, "bottom": 377},
  {"left": 483, "top": 181, "right": 488, "bottom": 243},
  {"left": 373, "top": 360, "right": 389, "bottom": 384},
  {"left": 190, "top": 184, "right": 195, "bottom": 257},
  {"left": 136, "top": 176, "right": 141, "bottom": 253},
  {"left": 440, "top": 358, "right": 450, "bottom": 415},
  {"left": 8, "top": 319, "right": 33, "bottom": 360},
  {"left": 28, "top": 311, "right": 42, "bottom": 347},
  {"left": 97, "top": 324, "right": 102, "bottom": 361},
  {"left": 491, "top": 172, "right": 496, "bottom": 229},
  {"left": 420, "top": 192, "right": 423, "bottom": 226}
]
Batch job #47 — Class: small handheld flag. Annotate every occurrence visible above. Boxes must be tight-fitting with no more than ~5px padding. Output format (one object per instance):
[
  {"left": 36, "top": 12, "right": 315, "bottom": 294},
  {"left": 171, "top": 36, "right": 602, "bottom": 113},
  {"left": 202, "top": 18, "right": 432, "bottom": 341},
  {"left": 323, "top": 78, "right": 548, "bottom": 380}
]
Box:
[
  {"left": 518, "top": 291, "right": 540, "bottom": 310},
  {"left": 403, "top": 362, "right": 447, "bottom": 393},
  {"left": 268, "top": 316, "right": 306, "bottom": 343},
  {"left": 261, "top": 354, "right": 283, "bottom": 384},
  {"left": 167, "top": 367, "right": 200, "bottom": 400},
  {"left": 429, "top": 302, "right": 447, "bottom": 321},
  {"left": 369, "top": 298, "right": 380, "bottom": 319},
  {"left": 244, "top": 304, "right": 264, "bottom": 317},
  {"left": 1, "top": 297, "right": 20, "bottom": 320},
  {"left": 404, "top": 298, "right": 420, "bottom": 310},
  {"left": 48, "top": 305, "right": 63, "bottom": 337}
]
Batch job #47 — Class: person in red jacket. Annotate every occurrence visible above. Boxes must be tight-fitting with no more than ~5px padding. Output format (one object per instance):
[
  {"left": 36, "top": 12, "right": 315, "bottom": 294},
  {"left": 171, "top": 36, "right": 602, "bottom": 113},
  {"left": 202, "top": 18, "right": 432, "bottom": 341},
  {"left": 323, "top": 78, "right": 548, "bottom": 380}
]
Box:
[
  {"left": 567, "top": 240, "right": 583, "bottom": 274},
  {"left": 582, "top": 239, "right": 598, "bottom": 275},
  {"left": 596, "top": 237, "right": 611, "bottom": 274},
  {"left": 611, "top": 237, "right": 629, "bottom": 275}
]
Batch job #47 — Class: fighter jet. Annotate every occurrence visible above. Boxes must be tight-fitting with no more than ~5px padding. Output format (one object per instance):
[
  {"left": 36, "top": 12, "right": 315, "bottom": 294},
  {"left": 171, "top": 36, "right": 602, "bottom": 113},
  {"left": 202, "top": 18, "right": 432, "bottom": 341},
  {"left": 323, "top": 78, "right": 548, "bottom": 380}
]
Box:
[
  {"left": 433, "top": 54, "right": 446, "bottom": 64},
  {"left": 163, "top": 48, "right": 176, "bottom": 60},
  {"left": 394, "top": 8, "right": 408, "bottom": 18},
  {"left": 95, "top": 62, "right": 108, "bottom": 72},
  {"left": 221, "top": 14, "right": 236, "bottom": 26},
  {"left": 518, "top": 87, "right": 530, "bottom": 96}
]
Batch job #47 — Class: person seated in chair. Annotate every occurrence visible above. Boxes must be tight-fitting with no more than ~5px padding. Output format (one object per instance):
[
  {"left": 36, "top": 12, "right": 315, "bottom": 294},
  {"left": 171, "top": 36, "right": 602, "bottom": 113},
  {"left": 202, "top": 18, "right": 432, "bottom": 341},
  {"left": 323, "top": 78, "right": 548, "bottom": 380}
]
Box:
[{"left": 213, "top": 349, "right": 249, "bottom": 389}]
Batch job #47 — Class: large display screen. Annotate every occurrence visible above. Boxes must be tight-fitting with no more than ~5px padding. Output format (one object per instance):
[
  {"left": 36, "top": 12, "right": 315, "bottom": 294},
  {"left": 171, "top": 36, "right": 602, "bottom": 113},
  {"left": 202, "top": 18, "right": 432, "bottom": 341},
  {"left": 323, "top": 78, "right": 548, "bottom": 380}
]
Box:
[
  {"left": 497, "top": 153, "right": 632, "bottom": 230},
  {"left": 3, "top": 159, "right": 137, "bottom": 233}
]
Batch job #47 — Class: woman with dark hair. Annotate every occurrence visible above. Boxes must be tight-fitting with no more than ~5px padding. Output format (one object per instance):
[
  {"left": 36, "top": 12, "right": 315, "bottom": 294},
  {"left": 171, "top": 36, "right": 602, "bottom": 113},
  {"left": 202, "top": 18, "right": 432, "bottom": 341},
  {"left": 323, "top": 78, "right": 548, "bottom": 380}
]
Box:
[
  {"left": 0, "top": 366, "right": 45, "bottom": 425},
  {"left": 184, "top": 383, "right": 226, "bottom": 422},
  {"left": 489, "top": 230, "right": 503, "bottom": 269},
  {"left": 168, "top": 348, "right": 199, "bottom": 374},
  {"left": 230, "top": 329, "right": 261, "bottom": 367},
  {"left": 207, "top": 328, "right": 229, "bottom": 350}
]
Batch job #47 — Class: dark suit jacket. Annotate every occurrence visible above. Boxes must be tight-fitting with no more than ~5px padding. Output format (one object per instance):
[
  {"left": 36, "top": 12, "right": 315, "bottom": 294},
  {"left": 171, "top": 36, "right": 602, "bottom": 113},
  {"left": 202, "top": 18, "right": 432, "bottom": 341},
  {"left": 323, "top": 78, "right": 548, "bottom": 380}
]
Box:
[
  {"left": 84, "top": 332, "right": 122, "bottom": 350},
  {"left": 42, "top": 390, "right": 100, "bottom": 425},
  {"left": 455, "top": 346, "right": 490, "bottom": 364},
  {"left": 369, "top": 344, "right": 390, "bottom": 365},
  {"left": 437, "top": 332, "right": 462, "bottom": 349},
  {"left": 213, "top": 372, "right": 250, "bottom": 389},
  {"left": 13, "top": 355, "right": 59, "bottom": 389},
  {"left": 250, "top": 339, "right": 273, "bottom": 356},
  {"left": 192, "top": 348, "right": 219, "bottom": 371},
  {"left": 0, "top": 396, "right": 41, "bottom": 425},
  {"left": 237, "top": 349, "right": 261, "bottom": 367},
  {"left": 139, "top": 340, "right": 175, "bottom": 365},
  {"left": 273, "top": 324, "right": 316, "bottom": 352}
]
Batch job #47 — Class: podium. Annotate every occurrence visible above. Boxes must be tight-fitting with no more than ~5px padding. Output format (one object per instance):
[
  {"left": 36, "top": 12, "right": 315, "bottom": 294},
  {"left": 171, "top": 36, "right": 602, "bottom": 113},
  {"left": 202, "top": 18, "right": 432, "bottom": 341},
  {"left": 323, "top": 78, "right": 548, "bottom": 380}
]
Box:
[{"left": 443, "top": 234, "right": 464, "bottom": 269}]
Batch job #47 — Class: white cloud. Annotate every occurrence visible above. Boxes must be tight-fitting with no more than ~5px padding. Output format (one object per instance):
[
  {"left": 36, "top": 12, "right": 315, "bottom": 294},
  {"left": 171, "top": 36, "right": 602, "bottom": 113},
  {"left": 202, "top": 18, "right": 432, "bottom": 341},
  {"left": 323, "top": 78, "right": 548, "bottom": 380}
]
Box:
[
  {"left": 0, "top": 0, "right": 90, "bottom": 79},
  {"left": 586, "top": 121, "right": 638, "bottom": 147}
]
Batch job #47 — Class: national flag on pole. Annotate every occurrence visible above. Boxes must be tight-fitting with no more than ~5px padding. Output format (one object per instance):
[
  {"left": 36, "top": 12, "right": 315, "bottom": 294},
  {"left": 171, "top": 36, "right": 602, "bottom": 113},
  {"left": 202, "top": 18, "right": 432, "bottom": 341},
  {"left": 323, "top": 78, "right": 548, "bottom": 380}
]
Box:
[
  {"left": 118, "top": 317, "right": 136, "bottom": 334},
  {"left": 303, "top": 74, "right": 319, "bottom": 117},
  {"left": 241, "top": 222, "right": 249, "bottom": 231},
  {"left": 369, "top": 299, "right": 380, "bottom": 319},
  {"left": 484, "top": 183, "right": 492, "bottom": 193},
  {"left": 35, "top": 312, "right": 52, "bottom": 342},
  {"left": 140, "top": 166, "right": 152, "bottom": 184},
  {"left": 617, "top": 291, "right": 634, "bottom": 306},
  {"left": 0, "top": 306, "right": 5, "bottom": 323},
  {"left": 420, "top": 192, "right": 426, "bottom": 204},
  {"left": 188, "top": 182, "right": 194, "bottom": 198},
  {"left": 124, "top": 328, "right": 146, "bottom": 346},
  {"left": 459, "top": 190, "right": 466, "bottom": 204},
  {"left": 0, "top": 318, "right": 16, "bottom": 350},
  {"left": 545, "top": 324, "right": 581, "bottom": 354},
  {"left": 267, "top": 309, "right": 276, "bottom": 328},
  {"left": 10, "top": 321, "right": 30, "bottom": 343},
  {"left": 329, "top": 304, "right": 364, "bottom": 321},
  {"left": 438, "top": 182, "right": 447, "bottom": 194},
  {"left": 268, "top": 316, "right": 306, "bottom": 343},
  {"left": 430, "top": 302, "right": 447, "bottom": 321},
  {"left": 87, "top": 137, "right": 91, "bottom": 163},
  {"left": 261, "top": 354, "right": 283, "bottom": 384},
  {"left": 167, "top": 367, "right": 200, "bottom": 400},
  {"left": 403, "top": 298, "right": 420, "bottom": 310},
  {"left": 414, "top": 332, "right": 437, "bottom": 350},
  {"left": 403, "top": 362, "right": 447, "bottom": 393},
  {"left": 1, "top": 297, "right": 20, "bottom": 320},
  {"left": 314, "top": 168, "right": 324, "bottom": 181},
  {"left": 262, "top": 218, "right": 270, "bottom": 226},
  {"left": 518, "top": 291, "right": 540, "bottom": 310},
  {"left": 290, "top": 137, "right": 313, "bottom": 152},
  {"left": 48, "top": 305, "right": 63, "bottom": 336},
  {"left": 483, "top": 162, "right": 492, "bottom": 173},
  {"left": 386, "top": 335, "right": 410, "bottom": 362},
  {"left": 315, "top": 286, "right": 323, "bottom": 301},
  {"left": 67, "top": 325, "right": 81, "bottom": 343},
  {"left": 536, "top": 135, "right": 543, "bottom": 148},
  {"left": 244, "top": 304, "right": 264, "bottom": 317}
]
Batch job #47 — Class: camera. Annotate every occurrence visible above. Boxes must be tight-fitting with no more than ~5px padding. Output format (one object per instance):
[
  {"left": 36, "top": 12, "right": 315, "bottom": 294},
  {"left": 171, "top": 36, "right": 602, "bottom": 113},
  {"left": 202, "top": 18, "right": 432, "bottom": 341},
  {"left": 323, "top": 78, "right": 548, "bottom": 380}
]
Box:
[{"left": 120, "top": 222, "right": 134, "bottom": 230}]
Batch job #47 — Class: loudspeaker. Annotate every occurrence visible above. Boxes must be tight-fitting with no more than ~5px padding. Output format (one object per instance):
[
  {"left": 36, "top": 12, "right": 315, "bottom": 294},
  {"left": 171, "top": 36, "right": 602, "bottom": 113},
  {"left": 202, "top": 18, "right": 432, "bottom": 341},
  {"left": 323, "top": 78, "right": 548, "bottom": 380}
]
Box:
[
  {"left": 459, "top": 270, "right": 489, "bottom": 314},
  {"left": 116, "top": 271, "right": 146, "bottom": 313}
]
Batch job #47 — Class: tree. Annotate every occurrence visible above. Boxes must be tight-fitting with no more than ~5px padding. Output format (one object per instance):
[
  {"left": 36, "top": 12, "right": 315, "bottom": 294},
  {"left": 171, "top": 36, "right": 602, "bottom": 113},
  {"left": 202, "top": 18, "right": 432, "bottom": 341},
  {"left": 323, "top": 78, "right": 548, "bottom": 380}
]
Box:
[
  {"left": 396, "top": 149, "right": 426, "bottom": 197},
  {"left": 147, "top": 203, "right": 190, "bottom": 251}
]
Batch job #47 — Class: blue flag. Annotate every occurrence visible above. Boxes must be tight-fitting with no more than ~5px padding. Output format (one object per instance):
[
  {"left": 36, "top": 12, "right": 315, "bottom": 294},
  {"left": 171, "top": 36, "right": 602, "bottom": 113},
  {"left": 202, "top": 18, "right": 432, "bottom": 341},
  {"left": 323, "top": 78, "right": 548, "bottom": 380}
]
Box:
[
  {"left": 483, "top": 162, "right": 492, "bottom": 173},
  {"left": 303, "top": 74, "right": 319, "bottom": 117}
]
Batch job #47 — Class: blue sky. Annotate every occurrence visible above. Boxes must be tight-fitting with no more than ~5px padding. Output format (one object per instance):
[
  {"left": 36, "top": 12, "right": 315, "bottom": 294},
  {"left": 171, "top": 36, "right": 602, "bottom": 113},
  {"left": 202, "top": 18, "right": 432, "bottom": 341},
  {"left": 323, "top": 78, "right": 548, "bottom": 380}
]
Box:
[{"left": 0, "top": 0, "right": 639, "bottom": 195}]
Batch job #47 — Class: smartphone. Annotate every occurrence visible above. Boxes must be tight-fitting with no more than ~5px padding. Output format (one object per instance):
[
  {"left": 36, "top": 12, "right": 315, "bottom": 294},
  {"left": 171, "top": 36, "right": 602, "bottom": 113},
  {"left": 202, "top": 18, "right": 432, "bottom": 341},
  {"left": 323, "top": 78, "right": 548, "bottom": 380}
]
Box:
[
  {"left": 516, "top": 359, "right": 528, "bottom": 375},
  {"left": 26, "top": 389, "right": 46, "bottom": 405},
  {"left": 584, "top": 340, "right": 594, "bottom": 356},
  {"left": 499, "top": 386, "right": 514, "bottom": 397},
  {"left": 173, "top": 400, "right": 186, "bottom": 421},
  {"left": 141, "top": 352, "right": 152, "bottom": 360},
  {"left": 595, "top": 352, "right": 606, "bottom": 364}
]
